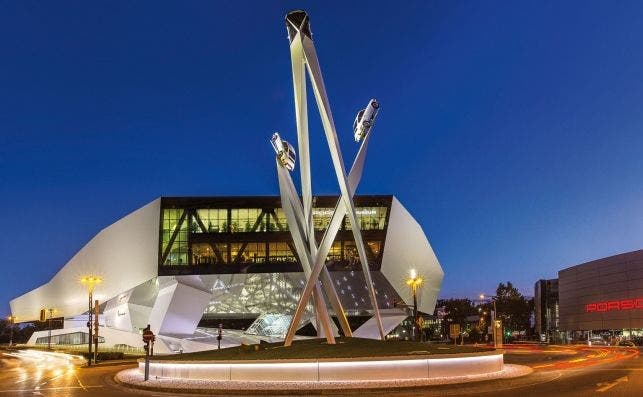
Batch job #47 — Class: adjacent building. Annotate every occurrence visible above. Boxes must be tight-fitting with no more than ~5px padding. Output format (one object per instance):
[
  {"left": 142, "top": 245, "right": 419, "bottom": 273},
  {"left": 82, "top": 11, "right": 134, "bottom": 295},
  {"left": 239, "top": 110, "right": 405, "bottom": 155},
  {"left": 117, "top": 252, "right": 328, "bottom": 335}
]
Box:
[
  {"left": 558, "top": 250, "right": 643, "bottom": 341},
  {"left": 10, "top": 195, "right": 444, "bottom": 353},
  {"left": 534, "top": 279, "right": 560, "bottom": 343},
  {"left": 536, "top": 250, "right": 643, "bottom": 344}
]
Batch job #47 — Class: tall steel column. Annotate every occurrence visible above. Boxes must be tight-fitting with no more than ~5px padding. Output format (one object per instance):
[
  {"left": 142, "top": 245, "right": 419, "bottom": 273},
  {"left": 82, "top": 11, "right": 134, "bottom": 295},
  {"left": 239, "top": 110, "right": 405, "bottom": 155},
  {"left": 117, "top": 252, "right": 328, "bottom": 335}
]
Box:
[
  {"left": 285, "top": 10, "right": 384, "bottom": 340},
  {"left": 273, "top": 10, "right": 385, "bottom": 346}
]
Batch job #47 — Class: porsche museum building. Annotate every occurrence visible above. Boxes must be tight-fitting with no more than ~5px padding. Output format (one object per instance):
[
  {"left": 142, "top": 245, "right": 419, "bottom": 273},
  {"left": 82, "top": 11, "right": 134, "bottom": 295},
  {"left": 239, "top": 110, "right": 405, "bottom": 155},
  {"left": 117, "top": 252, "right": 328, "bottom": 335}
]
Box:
[
  {"left": 555, "top": 250, "right": 643, "bottom": 343},
  {"left": 10, "top": 195, "right": 444, "bottom": 353}
]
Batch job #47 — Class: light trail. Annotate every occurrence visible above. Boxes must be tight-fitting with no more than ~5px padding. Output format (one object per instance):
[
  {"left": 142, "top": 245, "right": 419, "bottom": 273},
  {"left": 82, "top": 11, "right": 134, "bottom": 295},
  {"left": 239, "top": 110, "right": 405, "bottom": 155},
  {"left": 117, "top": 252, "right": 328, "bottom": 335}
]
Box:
[{"left": 503, "top": 344, "right": 640, "bottom": 373}]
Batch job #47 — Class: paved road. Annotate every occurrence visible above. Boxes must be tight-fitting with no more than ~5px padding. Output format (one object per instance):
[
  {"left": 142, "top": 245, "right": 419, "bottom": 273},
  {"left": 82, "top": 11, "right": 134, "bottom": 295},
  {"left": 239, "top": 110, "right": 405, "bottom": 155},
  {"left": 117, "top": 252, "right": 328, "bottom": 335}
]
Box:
[
  {"left": 0, "top": 350, "right": 140, "bottom": 397},
  {"left": 0, "top": 345, "right": 640, "bottom": 396},
  {"left": 387, "top": 344, "right": 642, "bottom": 397}
]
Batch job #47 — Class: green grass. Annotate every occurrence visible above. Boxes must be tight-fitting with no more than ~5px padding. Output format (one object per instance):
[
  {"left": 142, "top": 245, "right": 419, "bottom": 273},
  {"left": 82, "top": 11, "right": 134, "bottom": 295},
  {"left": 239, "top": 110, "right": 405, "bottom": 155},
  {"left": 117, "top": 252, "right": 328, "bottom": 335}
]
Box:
[{"left": 155, "top": 338, "right": 495, "bottom": 361}]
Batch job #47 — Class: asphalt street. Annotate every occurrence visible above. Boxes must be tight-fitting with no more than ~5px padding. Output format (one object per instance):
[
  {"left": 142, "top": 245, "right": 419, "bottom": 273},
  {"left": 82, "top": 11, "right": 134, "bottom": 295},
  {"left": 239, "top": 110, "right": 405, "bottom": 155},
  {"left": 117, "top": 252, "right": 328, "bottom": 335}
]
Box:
[{"left": 0, "top": 345, "right": 640, "bottom": 396}]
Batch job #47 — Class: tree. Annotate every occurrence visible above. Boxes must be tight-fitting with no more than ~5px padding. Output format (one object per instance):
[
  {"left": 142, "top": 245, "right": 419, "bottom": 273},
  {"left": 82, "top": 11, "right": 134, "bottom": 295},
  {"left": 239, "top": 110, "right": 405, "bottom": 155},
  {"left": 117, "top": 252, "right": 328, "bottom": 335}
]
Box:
[
  {"left": 0, "top": 319, "right": 49, "bottom": 344},
  {"left": 436, "top": 298, "right": 477, "bottom": 341},
  {"left": 494, "top": 282, "right": 532, "bottom": 336}
]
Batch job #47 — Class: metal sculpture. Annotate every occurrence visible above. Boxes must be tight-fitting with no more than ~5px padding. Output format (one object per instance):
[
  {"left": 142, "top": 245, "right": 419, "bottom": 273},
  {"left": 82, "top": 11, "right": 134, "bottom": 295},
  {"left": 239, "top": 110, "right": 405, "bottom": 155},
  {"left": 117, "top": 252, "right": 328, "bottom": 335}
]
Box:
[{"left": 271, "top": 10, "right": 385, "bottom": 346}]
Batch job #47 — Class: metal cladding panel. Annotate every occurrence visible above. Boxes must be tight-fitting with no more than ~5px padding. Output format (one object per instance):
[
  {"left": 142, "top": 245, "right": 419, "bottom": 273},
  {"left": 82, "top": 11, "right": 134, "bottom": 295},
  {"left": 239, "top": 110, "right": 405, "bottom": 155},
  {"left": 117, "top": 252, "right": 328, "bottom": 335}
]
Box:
[
  {"left": 150, "top": 277, "right": 212, "bottom": 335},
  {"left": 558, "top": 250, "right": 643, "bottom": 331},
  {"left": 380, "top": 197, "right": 444, "bottom": 314},
  {"left": 10, "top": 199, "right": 161, "bottom": 321}
]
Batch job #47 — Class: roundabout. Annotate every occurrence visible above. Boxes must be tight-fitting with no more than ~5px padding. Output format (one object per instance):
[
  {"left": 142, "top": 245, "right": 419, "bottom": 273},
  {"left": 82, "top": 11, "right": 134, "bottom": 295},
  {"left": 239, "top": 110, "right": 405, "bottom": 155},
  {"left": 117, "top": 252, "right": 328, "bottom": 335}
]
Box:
[{"left": 114, "top": 338, "right": 532, "bottom": 393}]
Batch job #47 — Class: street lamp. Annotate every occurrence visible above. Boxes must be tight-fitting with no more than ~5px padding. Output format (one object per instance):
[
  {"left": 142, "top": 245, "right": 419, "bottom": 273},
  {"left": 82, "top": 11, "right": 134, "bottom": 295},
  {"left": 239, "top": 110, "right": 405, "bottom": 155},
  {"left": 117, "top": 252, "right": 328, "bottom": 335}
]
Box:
[
  {"left": 406, "top": 269, "right": 423, "bottom": 342},
  {"left": 7, "top": 315, "right": 16, "bottom": 347},
  {"left": 80, "top": 275, "right": 101, "bottom": 366},
  {"left": 46, "top": 308, "right": 56, "bottom": 350},
  {"left": 480, "top": 293, "right": 500, "bottom": 348}
]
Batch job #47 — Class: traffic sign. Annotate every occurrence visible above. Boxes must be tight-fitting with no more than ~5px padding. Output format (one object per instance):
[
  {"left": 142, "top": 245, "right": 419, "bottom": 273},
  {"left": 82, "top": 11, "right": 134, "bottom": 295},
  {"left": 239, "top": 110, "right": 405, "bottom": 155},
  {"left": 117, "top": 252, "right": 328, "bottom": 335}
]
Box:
[
  {"left": 143, "top": 329, "right": 155, "bottom": 343},
  {"left": 449, "top": 323, "right": 460, "bottom": 339}
]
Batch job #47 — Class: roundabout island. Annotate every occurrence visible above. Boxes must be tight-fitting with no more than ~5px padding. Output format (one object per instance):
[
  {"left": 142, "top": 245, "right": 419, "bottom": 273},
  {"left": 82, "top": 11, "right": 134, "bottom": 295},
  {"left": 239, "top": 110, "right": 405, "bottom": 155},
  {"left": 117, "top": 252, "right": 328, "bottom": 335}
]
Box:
[{"left": 115, "top": 338, "right": 531, "bottom": 394}]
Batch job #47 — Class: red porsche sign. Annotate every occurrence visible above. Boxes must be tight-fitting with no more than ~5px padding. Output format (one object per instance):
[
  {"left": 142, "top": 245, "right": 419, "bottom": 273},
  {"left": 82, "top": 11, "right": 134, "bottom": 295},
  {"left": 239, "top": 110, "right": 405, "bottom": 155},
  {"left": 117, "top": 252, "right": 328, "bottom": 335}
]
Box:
[{"left": 585, "top": 298, "right": 643, "bottom": 313}]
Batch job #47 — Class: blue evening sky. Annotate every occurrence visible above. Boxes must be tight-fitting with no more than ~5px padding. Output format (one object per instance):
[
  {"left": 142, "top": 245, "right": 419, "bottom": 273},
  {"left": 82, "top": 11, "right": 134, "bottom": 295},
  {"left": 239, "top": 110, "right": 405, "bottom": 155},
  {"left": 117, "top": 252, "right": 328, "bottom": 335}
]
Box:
[{"left": 2, "top": 1, "right": 643, "bottom": 316}]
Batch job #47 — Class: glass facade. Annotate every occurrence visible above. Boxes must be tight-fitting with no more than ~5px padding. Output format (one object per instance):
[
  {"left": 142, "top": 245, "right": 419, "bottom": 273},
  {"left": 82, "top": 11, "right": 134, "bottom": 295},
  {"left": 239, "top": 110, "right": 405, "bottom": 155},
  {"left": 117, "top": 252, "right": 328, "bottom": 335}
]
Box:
[
  {"left": 194, "top": 209, "right": 228, "bottom": 233},
  {"left": 36, "top": 331, "right": 105, "bottom": 345},
  {"left": 230, "top": 208, "right": 264, "bottom": 232},
  {"left": 346, "top": 207, "right": 388, "bottom": 230},
  {"left": 161, "top": 209, "right": 188, "bottom": 265},
  {"left": 159, "top": 196, "right": 391, "bottom": 276},
  {"left": 312, "top": 208, "right": 334, "bottom": 230}
]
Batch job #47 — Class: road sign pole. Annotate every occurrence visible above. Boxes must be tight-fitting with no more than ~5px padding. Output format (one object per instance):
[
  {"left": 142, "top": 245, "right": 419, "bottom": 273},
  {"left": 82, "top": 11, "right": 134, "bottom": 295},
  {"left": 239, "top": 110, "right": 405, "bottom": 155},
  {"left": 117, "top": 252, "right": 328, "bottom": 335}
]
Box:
[
  {"left": 144, "top": 345, "right": 150, "bottom": 381},
  {"left": 142, "top": 324, "right": 155, "bottom": 381}
]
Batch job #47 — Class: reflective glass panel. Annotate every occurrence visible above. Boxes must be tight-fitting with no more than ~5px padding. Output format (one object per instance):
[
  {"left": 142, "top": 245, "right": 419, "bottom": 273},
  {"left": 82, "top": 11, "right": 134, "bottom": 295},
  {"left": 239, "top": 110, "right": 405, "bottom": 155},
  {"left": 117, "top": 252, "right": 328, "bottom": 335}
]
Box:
[
  {"left": 230, "top": 208, "right": 264, "bottom": 232},
  {"left": 268, "top": 242, "right": 297, "bottom": 263},
  {"left": 345, "top": 207, "right": 387, "bottom": 230},
  {"left": 273, "top": 208, "right": 289, "bottom": 231},
  {"left": 162, "top": 209, "right": 188, "bottom": 265},
  {"left": 312, "top": 207, "right": 334, "bottom": 230}
]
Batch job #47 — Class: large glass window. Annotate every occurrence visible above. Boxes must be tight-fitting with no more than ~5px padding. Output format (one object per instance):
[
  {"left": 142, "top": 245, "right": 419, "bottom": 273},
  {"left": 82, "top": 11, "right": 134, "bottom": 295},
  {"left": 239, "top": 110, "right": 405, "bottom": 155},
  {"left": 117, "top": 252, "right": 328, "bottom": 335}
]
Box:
[
  {"left": 36, "top": 332, "right": 104, "bottom": 345},
  {"left": 268, "top": 242, "right": 297, "bottom": 263},
  {"left": 312, "top": 208, "right": 334, "bottom": 230},
  {"left": 345, "top": 207, "right": 387, "bottom": 230},
  {"left": 234, "top": 242, "right": 267, "bottom": 263},
  {"left": 273, "top": 208, "right": 289, "bottom": 231},
  {"left": 193, "top": 243, "right": 214, "bottom": 265},
  {"left": 230, "top": 208, "right": 264, "bottom": 232},
  {"left": 344, "top": 241, "right": 359, "bottom": 263},
  {"left": 191, "top": 243, "right": 229, "bottom": 264},
  {"left": 327, "top": 241, "right": 342, "bottom": 261},
  {"left": 195, "top": 209, "right": 228, "bottom": 233},
  {"left": 162, "top": 209, "right": 188, "bottom": 265}
]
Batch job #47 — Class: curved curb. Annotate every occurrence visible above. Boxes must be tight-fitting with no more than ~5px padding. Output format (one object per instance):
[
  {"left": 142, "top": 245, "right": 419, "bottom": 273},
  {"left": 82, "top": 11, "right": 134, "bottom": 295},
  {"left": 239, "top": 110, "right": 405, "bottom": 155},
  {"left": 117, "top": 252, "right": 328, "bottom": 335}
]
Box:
[
  {"left": 142, "top": 348, "right": 504, "bottom": 365},
  {"left": 115, "top": 364, "right": 533, "bottom": 395}
]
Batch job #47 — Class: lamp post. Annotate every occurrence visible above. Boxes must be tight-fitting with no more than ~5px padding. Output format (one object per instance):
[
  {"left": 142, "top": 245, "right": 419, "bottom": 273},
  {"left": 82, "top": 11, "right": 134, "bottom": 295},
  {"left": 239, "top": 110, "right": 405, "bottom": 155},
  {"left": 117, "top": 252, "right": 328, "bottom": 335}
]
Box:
[
  {"left": 7, "top": 315, "right": 16, "bottom": 347},
  {"left": 80, "top": 275, "right": 101, "bottom": 366},
  {"left": 406, "top": 269, "right": 423, "bottom": 342},
  {"left": 47, "top": 308, "right": 55, "bottom": 350},
  {"left": 480, "top": 294, "right": 499, "bottom": 348}
]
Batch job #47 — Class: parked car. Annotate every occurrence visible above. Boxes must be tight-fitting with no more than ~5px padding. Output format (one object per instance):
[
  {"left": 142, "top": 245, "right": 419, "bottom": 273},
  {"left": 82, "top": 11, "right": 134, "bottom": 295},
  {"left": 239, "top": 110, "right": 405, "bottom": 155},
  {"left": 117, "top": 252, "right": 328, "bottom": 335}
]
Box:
[
  {"left": 587, "top": 337, "right": 608, "bottom": 346},
  {"left": 617, "top": 340, "right": 636, "bottom": 347}
]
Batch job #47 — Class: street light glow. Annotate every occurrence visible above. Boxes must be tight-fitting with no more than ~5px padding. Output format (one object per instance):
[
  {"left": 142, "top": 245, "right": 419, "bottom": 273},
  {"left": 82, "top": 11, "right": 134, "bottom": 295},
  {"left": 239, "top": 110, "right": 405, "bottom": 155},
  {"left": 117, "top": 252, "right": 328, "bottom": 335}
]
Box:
[
  {"left": 80, "top": 275, "right": 102, "bottom": 292},
  {"left": 405, "top": 268, "right": 425, "bottom": 342},
  {"left": 406, "top": 272, "right": 423, "bottom": 291}
]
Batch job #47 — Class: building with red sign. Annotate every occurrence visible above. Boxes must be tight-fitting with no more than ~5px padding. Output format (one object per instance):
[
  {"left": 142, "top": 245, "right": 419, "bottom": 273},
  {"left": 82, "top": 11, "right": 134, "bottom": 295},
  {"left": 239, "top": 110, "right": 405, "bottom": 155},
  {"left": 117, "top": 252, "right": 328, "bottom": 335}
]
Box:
[{"left": 557, "top": 250, "right": 643, "bottom": 343}]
